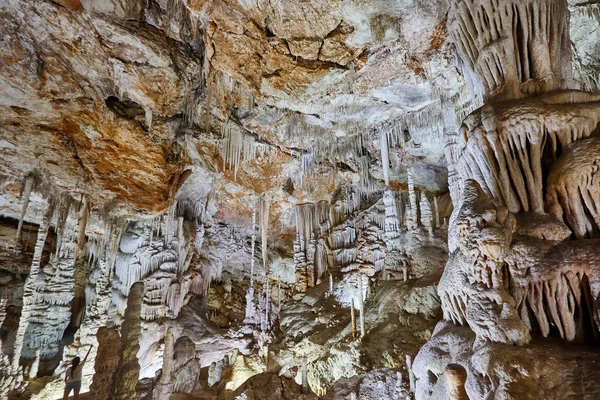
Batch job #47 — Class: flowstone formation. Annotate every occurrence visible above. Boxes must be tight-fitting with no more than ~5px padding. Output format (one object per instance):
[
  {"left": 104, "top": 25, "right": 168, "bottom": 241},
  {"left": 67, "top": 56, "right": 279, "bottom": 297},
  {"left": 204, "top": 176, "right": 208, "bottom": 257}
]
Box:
[{"left": 415, "top": 0, "right": 600, "bottom": 398}]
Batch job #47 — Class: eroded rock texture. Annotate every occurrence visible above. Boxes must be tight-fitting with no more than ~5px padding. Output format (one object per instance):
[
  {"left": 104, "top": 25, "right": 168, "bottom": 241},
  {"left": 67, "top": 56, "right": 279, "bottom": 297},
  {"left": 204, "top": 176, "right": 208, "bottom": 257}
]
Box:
[
  {"left": 415, "top": 0, "right": 600, "bottom": 399},
  {"left": 0, "top": 0, "right": 599, "bottom": 399}
]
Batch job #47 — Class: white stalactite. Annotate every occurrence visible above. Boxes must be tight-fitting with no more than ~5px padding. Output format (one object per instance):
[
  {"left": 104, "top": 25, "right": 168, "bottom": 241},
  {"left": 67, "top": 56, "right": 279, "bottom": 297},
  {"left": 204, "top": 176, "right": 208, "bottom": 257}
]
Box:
[
  {"left": 381, "top": 130, "right": 390, "bottom": 186},
  {"left": 407, "top": 170, "right": 418, "bottom": 229},
  {"left": 16, "top": 175, "right": 33, "bottom": 243},
  {"left": 11, "top": 200, "right": 53, "bottom": 377}
]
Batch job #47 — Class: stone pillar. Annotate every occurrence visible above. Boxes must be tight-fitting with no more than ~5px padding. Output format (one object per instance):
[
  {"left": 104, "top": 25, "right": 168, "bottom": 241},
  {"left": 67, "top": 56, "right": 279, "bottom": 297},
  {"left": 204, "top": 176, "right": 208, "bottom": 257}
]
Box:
[
  {"left": 111, "top": 282, "right": 143, "bottom": 400},
  {"left": 89, "top": 327, "right": 120, "bottom": 400},
  {"left": 156, "top": 327, "right": 174, "bottom": 400},
  {"left": 420, "top": 195, "right": 434, "bottom": 239},
  {"left": 28, "top": 350, "right": 40, "bottom": 379},
  {"left": 301, "top": 357, "right": 308, "bottom": 394}
]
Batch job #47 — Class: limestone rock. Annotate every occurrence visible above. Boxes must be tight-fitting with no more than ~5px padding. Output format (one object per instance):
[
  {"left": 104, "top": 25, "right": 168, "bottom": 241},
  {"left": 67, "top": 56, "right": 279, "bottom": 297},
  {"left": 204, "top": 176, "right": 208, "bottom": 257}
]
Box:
[{"left": 227, "top": 372, "right": 318, "bottom": 400}]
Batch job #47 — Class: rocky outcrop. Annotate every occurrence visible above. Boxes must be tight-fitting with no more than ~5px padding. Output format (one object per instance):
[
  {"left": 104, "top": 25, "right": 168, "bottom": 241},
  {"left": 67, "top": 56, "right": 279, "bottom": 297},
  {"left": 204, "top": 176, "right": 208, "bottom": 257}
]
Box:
[
  {"left": 227, "top": 372, "right": 318, "bottom": 400},
  {"left": 415, "top": 0, "right": 600, "bottom": 398}
]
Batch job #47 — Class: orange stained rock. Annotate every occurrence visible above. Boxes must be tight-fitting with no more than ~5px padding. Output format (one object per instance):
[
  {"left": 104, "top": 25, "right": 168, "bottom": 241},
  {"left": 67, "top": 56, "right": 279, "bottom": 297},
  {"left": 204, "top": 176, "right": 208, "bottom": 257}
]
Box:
[{"left": 49, "top": 0, "right": 83, "bottom": 11}]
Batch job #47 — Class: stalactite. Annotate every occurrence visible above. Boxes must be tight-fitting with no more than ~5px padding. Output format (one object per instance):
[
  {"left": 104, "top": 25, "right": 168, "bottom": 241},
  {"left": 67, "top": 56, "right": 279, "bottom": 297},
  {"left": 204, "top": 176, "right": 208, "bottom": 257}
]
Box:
[
  {"left": 260, "top": 196, "right": 270, "bottom": 273},
  {"left": 449, "top": 0, "right": 572, "bottom": 102},
  {"left": 381, "top": 130, "right": 390, "bottom": 186},
  {"left": 219, "top": 117, "right": 269, "bottom": 181},
  {"left": 11, "top": 199, "right": 53, "bottom": 377},
  {"left": 407, "top": 170, "right": 418, "bottom": 229},
  {"left": 546, "top": 136, "right": 600, "bottom": 238},
  {"left": 16, "top": 175, "right": 33, "bottom": 244},
  {"left": 278, "top": 278, "right": 281, "bottom": 310}
]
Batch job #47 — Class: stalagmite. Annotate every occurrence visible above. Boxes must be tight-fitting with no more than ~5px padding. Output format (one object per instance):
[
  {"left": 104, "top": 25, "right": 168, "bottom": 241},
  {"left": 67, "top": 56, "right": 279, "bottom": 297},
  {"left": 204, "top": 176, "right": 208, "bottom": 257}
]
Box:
[
  {"left": 28, "top": 350, "right": 40, "bottom": 379},
  {"left": 434, "top": 196, "right": 440, "bottom": 228},
  {"left": 420, "top": 195, "right": 434, "bottom": 239},
  {"left": 160, "top": 328, "right": 174, "bottom": 384},
  {"left": 244, "top": 201, "right": 258, "bottom": 323},
  {"left": 0, "top": 297, "right": 6, "bottom": 340},
  {"left": 15, "top": 175, "right": 33, "bottom": 244},
  {"left": 408, "top": 170, "right": 418, "bottom": 229},
  {"left": 351, "top": 298, "right": 356, "bottom": 338},
  {"left": 328, "top": 273, "right": 333, "bottom": 297},
  {"left": 156, "top": 327, "right": 174, "bottom": 400},
  {"left": 72, "top": 197, "right": 91, "bottom": 328},
  {"left": 111, "top": 282, "right": 143, "bottom": 400},
  {"left": 406, "top": 355, "right": 415, "bottom": 394},
  {"left": 301, "top": 357, "right": 309, "bottom": 394},
  {"left": 263, "top": 279, "right": 270, "bottom": 331},
  {"left": 208, "top": 356, "right": 229, "bottom": 387},
  {"left": 383, "top": 189, "right": 401, "bottom": 245},
  {"left": 89, "top": 327, "right": 120, "bottom": 400},
  {"left": 250, "top": 200, "right": 257, "bottom": 288},
  {"left": 359, "top": 276, "right": 365, "bottom": 338},
  {"left": 444, "top": 364, "right": 469, "bottom": 400}
]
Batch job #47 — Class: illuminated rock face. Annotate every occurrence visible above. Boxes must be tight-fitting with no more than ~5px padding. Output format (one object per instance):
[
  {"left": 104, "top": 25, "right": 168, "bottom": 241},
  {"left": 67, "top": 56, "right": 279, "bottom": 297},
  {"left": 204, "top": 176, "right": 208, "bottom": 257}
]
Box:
[
  {"left": 449, "top": 0, "right": 573, "bottom": 102},
  {"left": 440, "top": 0, "right": 600, "bottom": 345},
  {"left": 415, "top": 0, "right": 600, "bottom": 398}
]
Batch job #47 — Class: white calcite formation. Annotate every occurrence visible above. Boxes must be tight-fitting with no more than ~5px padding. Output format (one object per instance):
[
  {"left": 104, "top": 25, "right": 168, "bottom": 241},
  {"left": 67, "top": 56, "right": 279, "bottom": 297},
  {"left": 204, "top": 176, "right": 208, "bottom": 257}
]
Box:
[{"left": 415, "top": 0, "right": 600, "bottom": 398}]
